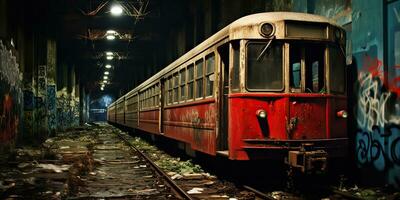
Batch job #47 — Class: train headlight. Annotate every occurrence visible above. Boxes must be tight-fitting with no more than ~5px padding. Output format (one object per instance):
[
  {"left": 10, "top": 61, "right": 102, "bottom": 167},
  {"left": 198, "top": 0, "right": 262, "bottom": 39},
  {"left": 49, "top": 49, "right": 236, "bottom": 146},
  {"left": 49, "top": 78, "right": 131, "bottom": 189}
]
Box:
[
  {"left": 336, "top": 110, "right": 348, "bottom": 118},
  {"left": 256, "top": 109, "right": 267, "bottom": 118},
  {"left": 259, "top": 23, "right": 275, "bottom": 37}
]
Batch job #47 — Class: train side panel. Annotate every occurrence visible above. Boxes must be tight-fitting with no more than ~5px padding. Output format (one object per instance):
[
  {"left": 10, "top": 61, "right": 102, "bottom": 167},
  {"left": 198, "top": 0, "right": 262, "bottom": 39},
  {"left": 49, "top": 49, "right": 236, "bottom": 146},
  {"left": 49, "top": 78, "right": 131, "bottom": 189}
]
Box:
[
  {"left": 164, "top": 99, "right": 216, "bottom": 155},
  {"left": 139, "top": 109, "right": 160, "bottom": 134}
]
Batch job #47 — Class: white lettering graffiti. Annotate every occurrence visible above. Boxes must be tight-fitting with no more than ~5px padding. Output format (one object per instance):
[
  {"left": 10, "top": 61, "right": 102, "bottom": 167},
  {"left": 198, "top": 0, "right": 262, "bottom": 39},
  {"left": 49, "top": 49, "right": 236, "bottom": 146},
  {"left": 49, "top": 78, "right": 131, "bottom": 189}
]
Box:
[{"left": 357, "top": 73, "right": 391, "bottom": 131}]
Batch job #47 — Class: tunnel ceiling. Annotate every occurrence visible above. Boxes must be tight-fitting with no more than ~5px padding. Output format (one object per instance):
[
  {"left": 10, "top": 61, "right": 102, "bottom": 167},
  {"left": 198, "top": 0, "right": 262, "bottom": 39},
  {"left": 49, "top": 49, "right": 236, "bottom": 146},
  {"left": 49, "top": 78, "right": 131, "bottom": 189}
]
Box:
[
  {"left": 31, "top": 0, "right": 189, "bottom": 99},
  {"left": 51, "top": 0, "right": 164, "bottom": 97}
]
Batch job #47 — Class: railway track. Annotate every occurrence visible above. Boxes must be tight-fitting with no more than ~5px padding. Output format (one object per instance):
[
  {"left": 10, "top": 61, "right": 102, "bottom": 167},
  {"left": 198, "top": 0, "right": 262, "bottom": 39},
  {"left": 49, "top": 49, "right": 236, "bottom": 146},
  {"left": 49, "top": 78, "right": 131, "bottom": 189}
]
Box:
[
  {"left": 116, "top": 131, "right": 193, "bottom": 200},
  {"left": 68, "top": 127, "right": 191, "bottom": 199},
  {"left": 115, "top": 129, "right": 256, "bottom": 200}
]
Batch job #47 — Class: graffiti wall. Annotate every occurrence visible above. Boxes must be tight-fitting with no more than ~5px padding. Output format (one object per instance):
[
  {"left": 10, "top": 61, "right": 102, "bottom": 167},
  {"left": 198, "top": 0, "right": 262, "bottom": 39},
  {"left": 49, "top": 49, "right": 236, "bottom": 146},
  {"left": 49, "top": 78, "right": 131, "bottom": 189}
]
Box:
[
  {"left": 47, "top": 85, "right": 57, "bottom": 132},
  {"left": 56, "top": 88, "right": 69, "bottom": 131},
  {"left": 352, "top": 0, "right": 400, "bottom": 188},
  {"left": 56, "top": 87, "right": 80, "bottom": 130},
  {"left": 355, "top": 54, "right": 400, "bottom": 187},
  {"left": 0, "top": 40, "right": 23, "bottom": 147}
]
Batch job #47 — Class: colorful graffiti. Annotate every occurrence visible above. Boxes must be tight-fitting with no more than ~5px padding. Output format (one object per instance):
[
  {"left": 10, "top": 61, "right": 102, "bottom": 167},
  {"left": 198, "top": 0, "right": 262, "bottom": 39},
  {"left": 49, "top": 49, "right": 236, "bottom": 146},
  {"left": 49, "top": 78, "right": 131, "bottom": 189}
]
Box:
[
  {"left": 0, "top": 40, "right": 22, "bottom": 144},
  {"left": 355, "top": 55, "right": 400, "bottom": 187},
  {"left": 57, "top": 90, "right": 68, "bottom": 131},
  {"left": 0, "top": 94, "right": 20, "bottom": 143},
  {"left": 47, "top": 85, "right": 57, "bottom": 131}
]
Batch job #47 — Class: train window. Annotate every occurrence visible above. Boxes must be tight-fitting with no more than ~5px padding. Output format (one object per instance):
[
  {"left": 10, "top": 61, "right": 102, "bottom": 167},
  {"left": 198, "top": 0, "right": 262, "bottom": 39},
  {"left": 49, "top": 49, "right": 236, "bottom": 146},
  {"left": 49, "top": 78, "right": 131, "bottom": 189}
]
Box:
[
  {"left": 290, "top": 45, "right": 302, "bottom": 89},
  {"left": 150, "top": 88, "right": 153, "bottom": 107},
  {"left": 305, "top": 44, "right": 325, "bottom": 93},
  {"left": 232, "top": 42, "right": 240, "bottom": 92},
  {"left": 153, "top": 86, "right": 156, "bottom": 107},
  {"left": 180, "top": 69, "right": 186, "bottom": 101},
  {"left": 142, "top": 92, "right": 145, "bottom": 108},
  {"left": 168, "top": 76, "right": 173, "bottom": 105},
  {"left": 289, "top": 43, "right": 326, "bottom": 93},
  {"left": 155, "top": 84, "right": 159, "bottom": 107},
  {"left": 330, "top": 46, "right": 345, "bottom": 93},
  {"left": 140, "top": 93, "right": 143, "bottom": 109},
  {"left": 205, "top": 53, "right": 215, "bottom": 97},
  {"left": 246, "top": 42, "right": 283, "bottom": 90},
  {"left": 173, "top": 73, "right": 179, "bottom": 103},
  {"left": 196, "top": 59, "right": 204, "bottom": 98},
  {"left": 188, "top": 64, "right": 194, "bottom": 100},
  {"left": 145, "top": 90, "right": 148, "bottom": 108}
]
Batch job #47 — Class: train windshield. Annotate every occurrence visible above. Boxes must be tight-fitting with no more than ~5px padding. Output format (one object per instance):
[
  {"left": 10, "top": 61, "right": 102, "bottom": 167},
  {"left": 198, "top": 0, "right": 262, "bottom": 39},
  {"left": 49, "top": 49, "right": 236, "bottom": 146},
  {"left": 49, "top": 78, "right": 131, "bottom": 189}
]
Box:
[
  {"left": 289, "top": 43, "right": 325, "bottom": 93},
  {"left": 329, "top": 46, "right": 346, "bottom": 93},
  {"left": 246, "top": 42, "right": 283, "bottom": 90}
]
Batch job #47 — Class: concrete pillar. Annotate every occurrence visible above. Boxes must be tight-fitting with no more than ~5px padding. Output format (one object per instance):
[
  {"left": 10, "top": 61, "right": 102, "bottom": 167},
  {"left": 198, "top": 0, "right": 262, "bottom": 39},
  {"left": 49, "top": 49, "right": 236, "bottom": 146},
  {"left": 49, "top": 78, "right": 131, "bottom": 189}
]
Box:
[
  {"left": 56, "top": 62, "right": 69, "bottom": 131},
  {"left": 33, "top": 35, "right": 48, "bottom": 142},
  {"left": 22, "top": 31, "right": 35, "bottom": 142},
  {"left": 47, "top": 39, "right": 57, "bottom": 134}
]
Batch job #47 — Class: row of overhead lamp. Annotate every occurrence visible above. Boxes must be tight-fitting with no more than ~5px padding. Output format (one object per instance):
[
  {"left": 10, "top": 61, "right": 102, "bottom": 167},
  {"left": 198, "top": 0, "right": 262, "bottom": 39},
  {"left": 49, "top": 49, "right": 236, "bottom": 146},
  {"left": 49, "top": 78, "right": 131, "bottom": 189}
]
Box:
[
  {"left": 101, "top": 62, "right": 112, "bottom": 91},
  {"left": 101, "top": 4, "right": 123, "bottom": 91}
]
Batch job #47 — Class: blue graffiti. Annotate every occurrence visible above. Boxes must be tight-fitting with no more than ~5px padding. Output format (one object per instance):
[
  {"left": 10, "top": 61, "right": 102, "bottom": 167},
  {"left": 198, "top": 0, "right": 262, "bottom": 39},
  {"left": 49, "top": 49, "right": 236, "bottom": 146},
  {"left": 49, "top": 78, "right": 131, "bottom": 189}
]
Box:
[
  {"left": 47, "top": 85, "right": 57, "bottom": 130},
  {"left": 356, "top": 124, "right": 400, "bottom": 186},
  {"left": 23, "top": 90, "right": 34, "bottom": 110}
]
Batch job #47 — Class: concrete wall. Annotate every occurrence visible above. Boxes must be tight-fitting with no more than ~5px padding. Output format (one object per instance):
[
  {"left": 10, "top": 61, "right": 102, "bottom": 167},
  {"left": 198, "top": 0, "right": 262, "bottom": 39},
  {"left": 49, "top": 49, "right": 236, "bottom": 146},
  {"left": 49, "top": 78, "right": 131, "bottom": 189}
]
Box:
[{"left": 0, "top": 0, "right": 89, "bottom": 150}]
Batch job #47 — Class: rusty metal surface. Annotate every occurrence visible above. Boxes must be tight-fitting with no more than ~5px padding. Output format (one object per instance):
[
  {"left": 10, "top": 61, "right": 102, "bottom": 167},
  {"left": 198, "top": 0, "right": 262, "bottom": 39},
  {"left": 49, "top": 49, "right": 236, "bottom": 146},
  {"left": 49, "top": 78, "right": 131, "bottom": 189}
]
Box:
[
  {"left": 163, "top": 102, "right": 216, "bottom": 154},
  {"left": 228, "top": 94, "right": 347, "bottom": 160},
  {"left": 138, "top": 109, "right": 160, "bottom": 134}
]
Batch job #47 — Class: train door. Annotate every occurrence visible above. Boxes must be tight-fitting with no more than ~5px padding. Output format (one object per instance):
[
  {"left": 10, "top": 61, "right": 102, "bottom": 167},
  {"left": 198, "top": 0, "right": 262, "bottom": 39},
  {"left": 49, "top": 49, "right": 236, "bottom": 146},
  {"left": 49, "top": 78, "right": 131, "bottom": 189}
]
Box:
[{"left": 216, "top": 44, "right": 229, "bottom": 154}]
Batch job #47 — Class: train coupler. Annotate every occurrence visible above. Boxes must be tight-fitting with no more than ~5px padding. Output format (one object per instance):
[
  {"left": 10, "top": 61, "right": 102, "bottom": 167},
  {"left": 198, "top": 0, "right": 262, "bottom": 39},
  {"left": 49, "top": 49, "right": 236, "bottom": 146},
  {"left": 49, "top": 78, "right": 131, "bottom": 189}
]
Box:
[{"left": 285, "top": 144, "right": 328, "bottom": 173}]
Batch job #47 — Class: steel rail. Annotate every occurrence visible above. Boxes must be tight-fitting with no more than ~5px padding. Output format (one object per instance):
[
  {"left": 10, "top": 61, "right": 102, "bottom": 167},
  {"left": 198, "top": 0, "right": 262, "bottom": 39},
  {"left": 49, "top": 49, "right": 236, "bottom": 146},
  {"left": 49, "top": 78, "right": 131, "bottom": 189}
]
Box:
[
  {"left": 116, "top": 133, "right": 194, "bottom": 200},
  {"left": 243, "top": 185, "right": 275, "bottom": 200}
]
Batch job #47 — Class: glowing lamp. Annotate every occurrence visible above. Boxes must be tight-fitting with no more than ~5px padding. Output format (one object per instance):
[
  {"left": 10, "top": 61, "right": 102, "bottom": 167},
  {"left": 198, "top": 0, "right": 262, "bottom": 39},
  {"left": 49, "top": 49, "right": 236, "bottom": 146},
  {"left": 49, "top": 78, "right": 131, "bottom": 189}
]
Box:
[{"left": 110, "top": 5, "right": 123, "bottom": 16}]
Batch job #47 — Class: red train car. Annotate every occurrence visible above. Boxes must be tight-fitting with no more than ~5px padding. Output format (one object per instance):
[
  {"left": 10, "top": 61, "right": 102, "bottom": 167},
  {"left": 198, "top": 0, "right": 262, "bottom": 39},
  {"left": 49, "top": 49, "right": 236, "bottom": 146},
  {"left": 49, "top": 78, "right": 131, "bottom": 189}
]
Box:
[{"left": 107, "top": 12, "right": 348, "bottom": 172}]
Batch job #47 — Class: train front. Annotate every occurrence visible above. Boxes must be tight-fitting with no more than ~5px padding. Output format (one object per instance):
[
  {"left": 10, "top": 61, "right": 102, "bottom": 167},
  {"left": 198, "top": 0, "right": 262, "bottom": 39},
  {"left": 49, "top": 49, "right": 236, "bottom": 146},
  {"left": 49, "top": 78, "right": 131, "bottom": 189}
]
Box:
[{"left": 228, "top": 13, "right": 348, "bottom": 172}]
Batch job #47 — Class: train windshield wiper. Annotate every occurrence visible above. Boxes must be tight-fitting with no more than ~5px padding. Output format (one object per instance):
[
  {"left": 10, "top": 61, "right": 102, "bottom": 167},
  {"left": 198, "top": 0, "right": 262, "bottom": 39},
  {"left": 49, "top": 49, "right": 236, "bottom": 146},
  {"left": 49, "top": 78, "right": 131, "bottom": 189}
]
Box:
[{"left": 256, "top": 39, "right": 273, "bottom": 61}]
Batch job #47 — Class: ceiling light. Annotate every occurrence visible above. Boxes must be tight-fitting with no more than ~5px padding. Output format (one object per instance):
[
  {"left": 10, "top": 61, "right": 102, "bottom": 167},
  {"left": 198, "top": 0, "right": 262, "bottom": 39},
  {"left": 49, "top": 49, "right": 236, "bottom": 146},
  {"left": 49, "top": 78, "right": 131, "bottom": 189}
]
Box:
[
  {"left": 103, "top": 76, "right": 108, "bottom": 80},
  {"left": 106, "top": 35, "right": 116, "bottom": 40},
  {"left": 105, "top": 64, "right": 112, "bottom": 69},
  {"left": 106, "top": 56, "right": 114, "bottom": 60},
  {"left": 105, "top": 52, "right": 113, "bottom": 56},
  {"left": 103, "top": 80, "right": 107, "bottom": 83},
  {"left": 104, "top": 71, "right": 109, "bottom": 75},
  {"left": 106, "top": 30, "right": 116, "bottom": 35},
  {"left": 110, "top": 5, "right": 123, "bottom": 16},
  {"left": 100, "top": 87, "right": 104, "bottom": 91}
]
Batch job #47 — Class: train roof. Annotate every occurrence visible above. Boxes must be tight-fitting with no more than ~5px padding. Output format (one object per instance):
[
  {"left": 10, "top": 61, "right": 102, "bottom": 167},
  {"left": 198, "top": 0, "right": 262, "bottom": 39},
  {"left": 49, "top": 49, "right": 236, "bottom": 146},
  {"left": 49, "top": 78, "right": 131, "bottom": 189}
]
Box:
[{"left": 110, "top": 12, "right": 338, "bottom": 107}]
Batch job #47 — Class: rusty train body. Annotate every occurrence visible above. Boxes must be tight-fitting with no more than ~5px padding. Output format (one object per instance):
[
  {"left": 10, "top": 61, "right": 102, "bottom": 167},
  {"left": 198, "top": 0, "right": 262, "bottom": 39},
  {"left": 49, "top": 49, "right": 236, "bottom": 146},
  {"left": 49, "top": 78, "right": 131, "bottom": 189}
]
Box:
[{"left": 107, "top": 12, "right": 348, "bottom": 172}]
